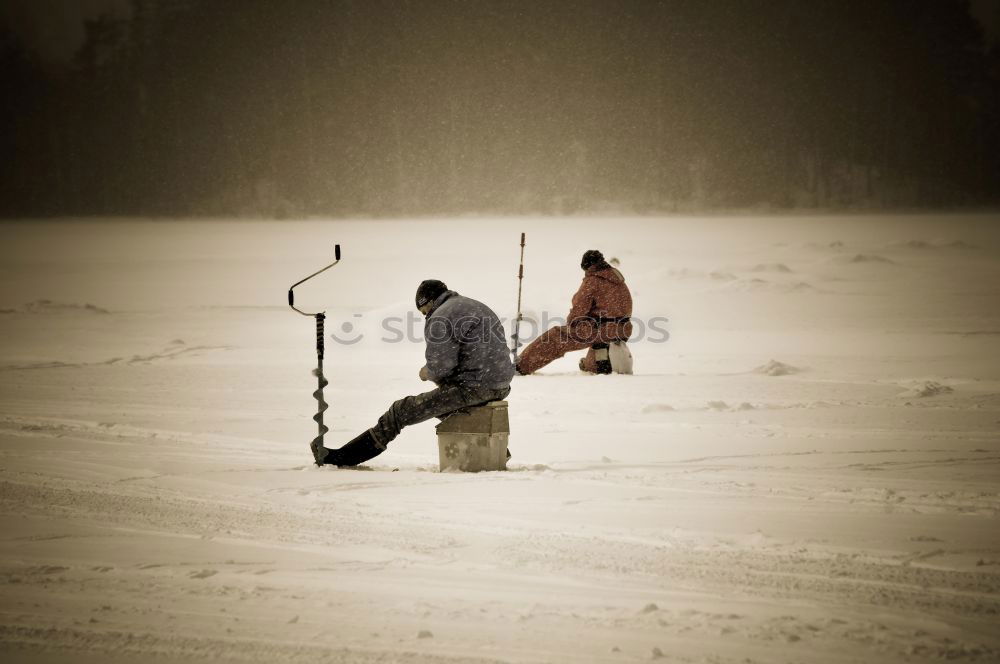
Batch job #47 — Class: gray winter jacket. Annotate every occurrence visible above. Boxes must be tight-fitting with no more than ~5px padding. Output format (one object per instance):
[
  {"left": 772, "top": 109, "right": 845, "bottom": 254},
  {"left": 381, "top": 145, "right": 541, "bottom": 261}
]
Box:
[{"left": 423, "top": 291, "right": 515, "bottom": 389}]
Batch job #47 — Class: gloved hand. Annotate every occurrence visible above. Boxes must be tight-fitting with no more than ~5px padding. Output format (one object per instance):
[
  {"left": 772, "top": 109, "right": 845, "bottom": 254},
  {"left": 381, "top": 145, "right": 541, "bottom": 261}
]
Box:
[{"left": 419, "top": 366, "right": 430, "bottom": 381}]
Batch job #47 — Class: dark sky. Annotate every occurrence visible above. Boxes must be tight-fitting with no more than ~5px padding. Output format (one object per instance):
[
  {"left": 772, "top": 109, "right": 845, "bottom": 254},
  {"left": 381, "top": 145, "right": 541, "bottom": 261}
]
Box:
[
  {"left": 0, "top": 0, "right": 128, "bottom": 62},
  {"left": 3, "top": 0, "right": 999, "bottom": 62},
  {"left": 973, "top": 0, "right": 1000, "bottom": 43},
  {"left": 2, "top": 0, "right": 998, "bottom": 216}
]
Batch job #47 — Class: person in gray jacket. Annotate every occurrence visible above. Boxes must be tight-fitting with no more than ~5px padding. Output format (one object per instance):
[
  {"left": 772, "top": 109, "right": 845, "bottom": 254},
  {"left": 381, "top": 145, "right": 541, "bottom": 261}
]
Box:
[{"left": 312, "top": 279, "right": 514, "bottom": 467}]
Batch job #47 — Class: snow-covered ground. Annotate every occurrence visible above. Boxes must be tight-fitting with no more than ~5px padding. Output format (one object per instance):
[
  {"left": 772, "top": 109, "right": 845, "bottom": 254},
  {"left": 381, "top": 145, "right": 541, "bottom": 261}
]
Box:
[{"left": 1, "top": 214, "right": 999, "bottom": 663}]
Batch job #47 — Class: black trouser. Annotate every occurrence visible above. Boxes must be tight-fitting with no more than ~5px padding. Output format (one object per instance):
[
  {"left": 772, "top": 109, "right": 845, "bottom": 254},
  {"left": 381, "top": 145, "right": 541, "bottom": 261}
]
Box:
[{"left": 370, "top": 383, "right": 511, "bottom": 447}]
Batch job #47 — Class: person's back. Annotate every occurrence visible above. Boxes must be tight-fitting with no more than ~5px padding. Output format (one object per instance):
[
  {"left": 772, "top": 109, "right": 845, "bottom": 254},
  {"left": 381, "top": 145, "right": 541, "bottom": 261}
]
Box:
[
  {"left": 426, "top": 292, "right": 515, "bottom": 389},
  {"left": 569, "top": 264, "right": 632, "bottom": 324}
]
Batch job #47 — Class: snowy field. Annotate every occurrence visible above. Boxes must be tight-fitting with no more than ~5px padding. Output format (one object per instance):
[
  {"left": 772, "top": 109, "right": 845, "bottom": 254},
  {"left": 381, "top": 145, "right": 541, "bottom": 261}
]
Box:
[{"left": 1, "top": 214, "right": 999, "bottom": 663}]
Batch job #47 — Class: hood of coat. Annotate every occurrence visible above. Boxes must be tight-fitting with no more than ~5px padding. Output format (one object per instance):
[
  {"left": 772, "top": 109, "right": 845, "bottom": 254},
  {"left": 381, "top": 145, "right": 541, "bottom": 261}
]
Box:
[
  {"left": 587, "top": 266, "right": 625, "bottom": 284},
  {"left": 424, "top": 290, "right": 457, "bottom": 317}
]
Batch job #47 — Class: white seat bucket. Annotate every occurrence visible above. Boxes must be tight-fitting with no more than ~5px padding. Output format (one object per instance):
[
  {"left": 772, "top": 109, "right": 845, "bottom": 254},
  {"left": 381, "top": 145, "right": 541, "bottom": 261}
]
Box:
[{"left": 609, "top": 341, "right": 633, "bottom": 374}]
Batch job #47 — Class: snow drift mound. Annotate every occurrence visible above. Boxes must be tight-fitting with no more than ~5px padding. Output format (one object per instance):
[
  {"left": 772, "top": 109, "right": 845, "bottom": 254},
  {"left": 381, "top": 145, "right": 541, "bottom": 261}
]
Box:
[
  {"left": 662, "top": 268, "right": 736, "bottom": 282},
  {"left": 842, "top": 254, "right": 896, "bottom": 265},
  {"left": 705, "top": 401, "right": 756, "bottom": 412},
  {"left": 5, "top": 300, "right": 111, "bottom": 315},
  {"left": 717, "top": 278, "right": 818, "bottom": 293},
  {"left": 750, "top": 263, "right": 793, "bottom": 273},
  {"left": 753, "top": 359, "right": 801, "bottom": 376},
  {"left": 887, "top": 239, "right": 977, "bottom": 250},
  {"left": 805, "top": 240, "right": 845, "bottom": 250},
  {"left": 900, "top": 380, "right": 954, "bottom": 398}
]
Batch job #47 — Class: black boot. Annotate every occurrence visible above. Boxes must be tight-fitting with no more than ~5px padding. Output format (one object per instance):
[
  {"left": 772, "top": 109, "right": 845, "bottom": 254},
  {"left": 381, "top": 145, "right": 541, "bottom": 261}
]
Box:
[
  {"left": 310, "top": 438, "right": 330, "bottom": 465},
  {"left": 592, "top": 343, "right": 613, "bottom": 374},
  {"left": 318, "top": 430, "right": 385, "bottom": 467}
]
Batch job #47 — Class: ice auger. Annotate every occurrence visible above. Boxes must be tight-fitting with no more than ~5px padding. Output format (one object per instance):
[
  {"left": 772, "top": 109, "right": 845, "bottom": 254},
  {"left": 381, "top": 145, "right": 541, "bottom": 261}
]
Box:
[{"left": 288, "top": 244, "right": 341, "bottom": 465}]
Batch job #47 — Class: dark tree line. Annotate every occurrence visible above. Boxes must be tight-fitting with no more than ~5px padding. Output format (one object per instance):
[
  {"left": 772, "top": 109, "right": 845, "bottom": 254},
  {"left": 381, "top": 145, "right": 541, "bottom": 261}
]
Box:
[{"left": 2, "top": 0, "right": 998, "bottom": 217}]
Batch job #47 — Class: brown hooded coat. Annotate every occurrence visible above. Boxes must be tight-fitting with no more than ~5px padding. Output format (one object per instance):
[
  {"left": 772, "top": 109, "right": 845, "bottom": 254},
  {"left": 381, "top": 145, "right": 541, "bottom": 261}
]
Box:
[{"left": 516, "top": 264, "right": 633, "bottom": 375}]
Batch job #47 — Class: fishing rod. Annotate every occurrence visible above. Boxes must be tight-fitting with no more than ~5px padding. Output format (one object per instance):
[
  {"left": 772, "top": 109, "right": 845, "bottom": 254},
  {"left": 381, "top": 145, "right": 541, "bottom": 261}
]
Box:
[
  {"left": 511, "top": 232, "right": 526, "bottom": 363},
  {"left": 288, "top": 244, "right": 341, "bottom": 465}
]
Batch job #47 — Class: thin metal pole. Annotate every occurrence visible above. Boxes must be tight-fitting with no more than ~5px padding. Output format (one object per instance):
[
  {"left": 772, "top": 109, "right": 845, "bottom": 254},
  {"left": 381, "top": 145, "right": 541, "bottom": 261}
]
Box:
[{"left": 512, "top": 232, "right": 526, "bottom": 362}]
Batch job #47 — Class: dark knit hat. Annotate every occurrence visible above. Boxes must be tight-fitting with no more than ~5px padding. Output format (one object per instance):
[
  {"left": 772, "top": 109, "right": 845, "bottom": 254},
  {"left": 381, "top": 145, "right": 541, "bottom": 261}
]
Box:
[
  {"left": 415, "top": 279, "right": 448, "bottom": 309},
  {"left": 581, "top": 249, "right": 604, "bottom": 270}
]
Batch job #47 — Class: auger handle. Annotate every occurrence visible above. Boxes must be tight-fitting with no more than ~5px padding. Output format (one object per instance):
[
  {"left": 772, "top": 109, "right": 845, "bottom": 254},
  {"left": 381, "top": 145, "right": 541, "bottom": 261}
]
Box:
[{"left": 288, "top": 244, "right": 341, "bottom": 316}]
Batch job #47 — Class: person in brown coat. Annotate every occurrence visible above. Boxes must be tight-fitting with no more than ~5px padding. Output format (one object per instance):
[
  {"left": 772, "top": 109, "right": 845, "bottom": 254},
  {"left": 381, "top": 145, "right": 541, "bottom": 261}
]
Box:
[{"left": 515, "top": 249, "right": 633, "bottom": 375}]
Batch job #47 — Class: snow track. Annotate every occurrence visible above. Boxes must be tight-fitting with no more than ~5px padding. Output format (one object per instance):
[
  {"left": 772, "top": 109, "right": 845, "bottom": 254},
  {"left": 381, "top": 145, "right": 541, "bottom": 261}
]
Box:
[{"left": 2, "top": 420, "right": 999, "bottom": 662}]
